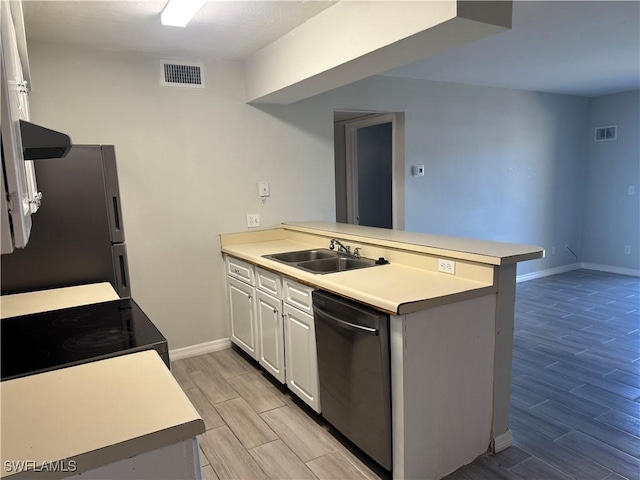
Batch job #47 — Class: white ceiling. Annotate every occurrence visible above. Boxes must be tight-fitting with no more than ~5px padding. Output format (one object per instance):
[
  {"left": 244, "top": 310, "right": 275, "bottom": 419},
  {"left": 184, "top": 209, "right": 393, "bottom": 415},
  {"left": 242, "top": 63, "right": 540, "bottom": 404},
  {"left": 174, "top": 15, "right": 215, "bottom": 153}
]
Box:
[
  {"left": 383, "top": 1, "right": 640, "bottom": 97},
  {"left": 22, "top": 1, "right": 336, "bottom": 60},
  {"left": 22, "top": 1, "right": 640, "bottom": 97}
]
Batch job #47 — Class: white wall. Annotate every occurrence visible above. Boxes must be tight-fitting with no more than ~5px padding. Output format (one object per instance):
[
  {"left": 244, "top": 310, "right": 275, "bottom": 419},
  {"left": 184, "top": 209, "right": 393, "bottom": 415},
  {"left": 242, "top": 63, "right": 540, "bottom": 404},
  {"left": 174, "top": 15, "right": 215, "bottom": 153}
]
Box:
[
  {"left": 27, "top": 42, "right": 335, "bottom": 349},
  {"left": 583, "top": 90, "right": 640, "bottom": 271},
  {"left": 326, "top": 76, "right": 589, "bottom": 275}
]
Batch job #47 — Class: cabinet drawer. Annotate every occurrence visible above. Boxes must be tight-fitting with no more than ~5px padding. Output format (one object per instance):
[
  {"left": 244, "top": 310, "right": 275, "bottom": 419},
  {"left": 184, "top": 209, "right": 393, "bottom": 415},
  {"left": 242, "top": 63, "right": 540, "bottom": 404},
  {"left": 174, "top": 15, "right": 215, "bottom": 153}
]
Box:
[
  {"left": 226, "top": 256, "right": 255, "bottom": 285},
  {"left": 256, "top": 267, "right": 282, "bottom": 298},
  {"left": 283, "top": 278, "right": 314, "bottom": 314}
]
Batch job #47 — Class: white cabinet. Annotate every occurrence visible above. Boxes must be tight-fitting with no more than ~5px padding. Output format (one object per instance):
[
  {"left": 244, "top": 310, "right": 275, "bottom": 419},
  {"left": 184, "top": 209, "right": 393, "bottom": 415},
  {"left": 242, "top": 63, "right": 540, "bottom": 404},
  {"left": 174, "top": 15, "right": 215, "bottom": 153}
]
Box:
[
  {"left": 284, "top": 302, "right": 320, "bottom": 413},
  {"left": 256, "top": 289, "right": 285, "bottom": 383},
  {"left": 226, "top": 256, "right": 259, "bottom": 360},
  {"left": 224, "top": 256, "right": 320, "bottom": 412},
  {"left": 1, "top": 0, "right": 38, "bottom": 254},
  {"left": 227, "top": 276, "right": 258, "bottom": 360}
]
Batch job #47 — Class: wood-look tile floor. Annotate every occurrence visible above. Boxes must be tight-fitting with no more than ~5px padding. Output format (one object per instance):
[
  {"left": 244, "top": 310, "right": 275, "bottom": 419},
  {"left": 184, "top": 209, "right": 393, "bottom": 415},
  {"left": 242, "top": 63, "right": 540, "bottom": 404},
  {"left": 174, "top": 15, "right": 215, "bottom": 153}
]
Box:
[
  {"left": 173, "top": 269, "right": 639, "bottom": 480},
  {"left": 172, "top": 347, "right": 386, "bottom": 480}
]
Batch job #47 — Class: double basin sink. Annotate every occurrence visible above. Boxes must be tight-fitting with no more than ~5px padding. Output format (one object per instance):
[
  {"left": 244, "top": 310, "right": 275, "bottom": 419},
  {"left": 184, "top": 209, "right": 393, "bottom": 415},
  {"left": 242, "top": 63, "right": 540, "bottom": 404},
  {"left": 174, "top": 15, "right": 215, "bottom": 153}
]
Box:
[{"left": 263, "top": 249, "right": 379, "bottom": 274}]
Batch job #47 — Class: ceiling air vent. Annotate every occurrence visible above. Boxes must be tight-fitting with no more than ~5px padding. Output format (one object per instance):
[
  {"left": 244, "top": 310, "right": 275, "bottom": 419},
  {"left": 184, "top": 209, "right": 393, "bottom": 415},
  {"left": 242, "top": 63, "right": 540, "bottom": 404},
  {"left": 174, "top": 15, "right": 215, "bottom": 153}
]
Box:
[
  {"left": 594, "top": 125, "right": 617, "bottom": 142},
  {"left": 161, "top": 60, "right": 205, "bottom": 88}
]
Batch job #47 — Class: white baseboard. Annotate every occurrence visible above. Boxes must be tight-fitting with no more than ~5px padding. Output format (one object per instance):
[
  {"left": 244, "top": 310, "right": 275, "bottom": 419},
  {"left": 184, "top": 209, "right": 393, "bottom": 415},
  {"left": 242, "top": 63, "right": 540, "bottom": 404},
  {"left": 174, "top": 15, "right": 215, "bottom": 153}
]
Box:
[
  {"left": 492, "top": 430, "right": 513, "bottom": 453},
  {"left": 517, "top": 262, "right": 640, "bottom": 283},
  {"left": 581, "top": 263, "right": 640, "bottom": 277},
  {"left": 516, "top": 263, "right": 581, "bottom": 283},
  {"left": 169, "top": 338, "right": 231, "bottom": 361}
]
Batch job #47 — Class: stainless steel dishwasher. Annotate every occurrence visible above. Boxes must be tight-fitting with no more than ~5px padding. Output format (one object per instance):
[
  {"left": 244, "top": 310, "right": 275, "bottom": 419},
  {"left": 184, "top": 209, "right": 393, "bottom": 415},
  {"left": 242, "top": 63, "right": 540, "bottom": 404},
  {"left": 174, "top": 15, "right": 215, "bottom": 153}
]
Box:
[{"left": 313, "top": 290, "right": 392, "bottom": 471}]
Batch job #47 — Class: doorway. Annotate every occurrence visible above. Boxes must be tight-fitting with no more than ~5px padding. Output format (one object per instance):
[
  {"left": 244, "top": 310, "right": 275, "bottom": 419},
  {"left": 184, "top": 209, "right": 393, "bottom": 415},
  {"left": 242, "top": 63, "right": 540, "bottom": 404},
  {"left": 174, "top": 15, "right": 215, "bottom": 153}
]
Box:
[{"left": 334, "top": 112, "right": 405, "bottom": 229}]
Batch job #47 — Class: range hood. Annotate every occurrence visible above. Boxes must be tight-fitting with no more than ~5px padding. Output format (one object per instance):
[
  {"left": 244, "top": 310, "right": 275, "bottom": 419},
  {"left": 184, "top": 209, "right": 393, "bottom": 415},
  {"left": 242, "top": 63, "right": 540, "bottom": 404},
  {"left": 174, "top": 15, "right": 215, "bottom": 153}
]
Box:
[{"left": 19, "top": 120, "right": 71, "bottom": 160}]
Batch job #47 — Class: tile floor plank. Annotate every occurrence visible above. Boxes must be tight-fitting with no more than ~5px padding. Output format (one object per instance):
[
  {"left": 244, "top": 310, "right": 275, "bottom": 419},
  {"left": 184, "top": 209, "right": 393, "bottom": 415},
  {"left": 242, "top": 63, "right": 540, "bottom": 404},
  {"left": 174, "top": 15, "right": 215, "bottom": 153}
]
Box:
[
  {"left": 227, "top": 372, "right": 285, "bottom": 413},
  {"left": 261, "top": 406, "right": 336, "bottom": 462},
  {"left": 509, "top": 457, "right": 571, "bottom": 480},
  {"left": 189, "top": 369, "right": 239, "bottom": 405},
  {"left": 514, "top": 425, "right": 612, "bottom": 479},
  {"left": 249, "top": 439, "right": 318, "bottom": 480},
  {"left": 533, "top": 400, "right": 639, "bottom": 456},
  {"left": 596, "top": 408, "right": 640, "bottom": 436},
  {"left": 214, "top": 397, "right": 278, "bottom": 449},
  {"left": 184, "top": 387, "right": 225, "bottom": 430},
  {"left": 306, "top": 451, "right": 372, "bottom": 480},
  {"left": 199, "top": 426, "right": 267, "bottom": 480},
  {"left": 171, "top": 359, "right": 196, "bottom": 390},
  {"left": 555, "top": 430, "right": 639, "bottom": 480},
  {"left": 201, "top": 465, "right": 219, "bottom": 480},
  {"left": 205, "top": 350, "right": 249, "bottom": 379}
]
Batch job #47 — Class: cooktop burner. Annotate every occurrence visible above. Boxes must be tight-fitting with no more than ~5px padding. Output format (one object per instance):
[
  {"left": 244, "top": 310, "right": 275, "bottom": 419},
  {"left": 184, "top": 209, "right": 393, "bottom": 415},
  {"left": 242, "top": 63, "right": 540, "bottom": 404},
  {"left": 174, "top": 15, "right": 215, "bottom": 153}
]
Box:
[{"left": 1, "top": 297, "right": 169, "bottom": 381}]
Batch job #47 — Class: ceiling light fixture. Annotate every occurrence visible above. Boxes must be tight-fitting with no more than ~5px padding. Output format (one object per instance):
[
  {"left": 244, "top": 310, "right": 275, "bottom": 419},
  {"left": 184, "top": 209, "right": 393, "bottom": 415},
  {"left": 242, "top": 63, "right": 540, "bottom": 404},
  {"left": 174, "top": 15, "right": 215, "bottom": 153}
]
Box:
[{"left": 160, "top": 0, "right": 205, "bottom": 27}]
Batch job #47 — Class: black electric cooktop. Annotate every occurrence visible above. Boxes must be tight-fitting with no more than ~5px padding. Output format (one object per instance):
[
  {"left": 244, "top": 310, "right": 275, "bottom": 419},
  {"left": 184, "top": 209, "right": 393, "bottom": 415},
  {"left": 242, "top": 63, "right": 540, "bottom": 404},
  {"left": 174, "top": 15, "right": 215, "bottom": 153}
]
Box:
[{"left": 1, "top": 298, "right": 169, "bottom": 381}]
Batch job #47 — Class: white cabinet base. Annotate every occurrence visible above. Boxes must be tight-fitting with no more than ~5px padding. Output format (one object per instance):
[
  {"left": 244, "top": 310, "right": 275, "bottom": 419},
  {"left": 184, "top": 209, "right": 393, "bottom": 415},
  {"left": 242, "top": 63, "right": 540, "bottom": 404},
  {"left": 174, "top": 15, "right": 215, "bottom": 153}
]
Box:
[
  {"left": 68, "top": 438, "right": 201, "bottom": 480},
  {"left": 228, "top": 276, "right": 258, "bottom": 360},
  {"left": 283, "top": 303, "right": 320, "bottom": 413},
  {"left": 392, "top": 295, "right": 496, "bottom": 480},
  {"left": 257, "top": 289, "right": 285, "bottom": 383}
]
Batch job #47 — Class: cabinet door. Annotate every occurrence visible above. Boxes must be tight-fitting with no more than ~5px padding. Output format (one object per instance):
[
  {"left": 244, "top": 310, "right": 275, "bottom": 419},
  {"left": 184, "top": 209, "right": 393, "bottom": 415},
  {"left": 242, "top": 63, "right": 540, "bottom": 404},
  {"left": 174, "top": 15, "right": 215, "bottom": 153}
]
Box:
[
  {"left": 227, "top": 276, "right": 258, "bottom": 360},
  {"left": 256, "top": 290, "right": 285, "bottom": 384},
  {"left": 0, "top": 2, "right": 31, "bottom": 252},
  {"left": 283, "top": 303, "right": 320, "bottom": 413}
]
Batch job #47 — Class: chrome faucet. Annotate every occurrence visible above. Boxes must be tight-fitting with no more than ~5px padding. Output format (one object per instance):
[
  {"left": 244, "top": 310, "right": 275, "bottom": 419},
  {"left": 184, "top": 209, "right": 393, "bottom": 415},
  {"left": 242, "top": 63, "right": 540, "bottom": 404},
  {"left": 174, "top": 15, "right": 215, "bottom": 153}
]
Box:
[
  {"left": 329, "top": 239, "right": 362, "bottom": 258},
  {"left": 329, "top": 238, "right": 351, "bottom": 255}
]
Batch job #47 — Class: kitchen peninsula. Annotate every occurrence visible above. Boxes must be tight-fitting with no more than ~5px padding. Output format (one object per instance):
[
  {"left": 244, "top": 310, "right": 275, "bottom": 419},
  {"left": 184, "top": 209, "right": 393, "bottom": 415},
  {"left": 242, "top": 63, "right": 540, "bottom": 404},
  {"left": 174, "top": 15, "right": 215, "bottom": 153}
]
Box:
[{"left": 221, "top": 221, "right": 543, "bottom": 479}]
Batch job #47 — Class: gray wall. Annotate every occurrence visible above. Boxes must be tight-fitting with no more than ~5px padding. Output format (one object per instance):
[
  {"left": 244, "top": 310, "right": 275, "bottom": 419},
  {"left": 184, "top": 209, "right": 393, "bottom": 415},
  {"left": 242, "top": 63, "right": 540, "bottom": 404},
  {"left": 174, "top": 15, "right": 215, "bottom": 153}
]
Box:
[
  {"left": 327, "top": 76, "right": 590, "bottom": 275},
  {"left": 583, "top": 90, "right": 640, "bottom": 270}
]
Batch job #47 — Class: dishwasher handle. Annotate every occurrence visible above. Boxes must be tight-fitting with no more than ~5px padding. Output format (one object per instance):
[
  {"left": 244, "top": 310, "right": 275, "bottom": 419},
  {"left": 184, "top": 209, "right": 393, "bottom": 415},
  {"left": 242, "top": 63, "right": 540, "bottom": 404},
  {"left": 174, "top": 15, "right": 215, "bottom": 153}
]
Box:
[{"left": 314, "top": 307, "right": 379, "bottom": 336}]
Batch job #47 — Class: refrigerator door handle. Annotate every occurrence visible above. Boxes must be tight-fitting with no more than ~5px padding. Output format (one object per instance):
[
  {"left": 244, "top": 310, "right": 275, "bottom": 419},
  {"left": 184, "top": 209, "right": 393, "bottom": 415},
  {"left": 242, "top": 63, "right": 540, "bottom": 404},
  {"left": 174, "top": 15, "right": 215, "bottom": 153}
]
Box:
[
  {"left": 112, "top": 243, "right": 131, "bottom": 298},
  {"left": 102, "top": 146, "right": 125, "bottom": 244}
]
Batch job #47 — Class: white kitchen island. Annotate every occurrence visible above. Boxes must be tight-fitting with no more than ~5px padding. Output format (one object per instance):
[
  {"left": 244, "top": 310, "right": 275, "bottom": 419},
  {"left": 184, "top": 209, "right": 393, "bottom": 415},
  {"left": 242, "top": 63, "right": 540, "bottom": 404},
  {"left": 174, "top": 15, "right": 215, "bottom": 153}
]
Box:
[{"left": 220, "top": 221, "right": 543, "bottom": 480}]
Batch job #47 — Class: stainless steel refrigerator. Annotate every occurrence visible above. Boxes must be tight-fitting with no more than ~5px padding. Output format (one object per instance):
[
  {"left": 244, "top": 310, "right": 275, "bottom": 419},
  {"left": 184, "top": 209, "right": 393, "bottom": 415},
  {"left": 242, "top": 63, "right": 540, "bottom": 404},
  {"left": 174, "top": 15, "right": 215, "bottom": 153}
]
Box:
[{"left": 1, "top": 145, "right": 131, "bottom": 297}]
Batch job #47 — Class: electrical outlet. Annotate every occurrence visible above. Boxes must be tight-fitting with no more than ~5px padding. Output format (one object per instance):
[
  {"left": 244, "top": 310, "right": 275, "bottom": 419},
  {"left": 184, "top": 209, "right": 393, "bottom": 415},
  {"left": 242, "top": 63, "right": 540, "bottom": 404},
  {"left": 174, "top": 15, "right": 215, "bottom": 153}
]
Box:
[
  {"left": 624, "top": 245, "right": 631, "bottom": 255},
  {"left": 247, "top": 214, "right": 260, "bottom": 228},
  {"left": 438, "top": 259, "right": 455, "bottom": 275}
]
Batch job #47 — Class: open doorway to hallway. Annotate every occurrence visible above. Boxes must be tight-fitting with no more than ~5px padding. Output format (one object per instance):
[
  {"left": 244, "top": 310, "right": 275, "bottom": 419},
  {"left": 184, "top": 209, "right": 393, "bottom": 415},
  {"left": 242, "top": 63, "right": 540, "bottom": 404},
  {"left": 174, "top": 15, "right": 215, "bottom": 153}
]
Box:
[{"left": 333, "top": 111, "right": 406, "bottom": 230}]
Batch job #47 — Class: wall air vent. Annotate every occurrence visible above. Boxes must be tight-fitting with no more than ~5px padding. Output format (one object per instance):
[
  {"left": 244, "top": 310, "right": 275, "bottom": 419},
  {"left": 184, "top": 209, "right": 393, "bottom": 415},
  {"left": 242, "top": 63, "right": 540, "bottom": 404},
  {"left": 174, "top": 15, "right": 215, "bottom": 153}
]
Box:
[
  {"left": 594, "top": 125, "right": 617, "bottom": 142},
  {"left": 161, "top": 61, "right": 205, "bottom": 88}
]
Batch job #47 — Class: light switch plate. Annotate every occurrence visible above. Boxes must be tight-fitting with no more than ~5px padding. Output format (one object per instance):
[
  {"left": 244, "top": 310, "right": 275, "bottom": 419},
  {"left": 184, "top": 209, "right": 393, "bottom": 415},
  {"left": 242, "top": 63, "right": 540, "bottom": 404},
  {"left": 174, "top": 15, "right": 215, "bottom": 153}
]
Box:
[{"left": 258, "top": 181, "right": 270, "bottom": 197}]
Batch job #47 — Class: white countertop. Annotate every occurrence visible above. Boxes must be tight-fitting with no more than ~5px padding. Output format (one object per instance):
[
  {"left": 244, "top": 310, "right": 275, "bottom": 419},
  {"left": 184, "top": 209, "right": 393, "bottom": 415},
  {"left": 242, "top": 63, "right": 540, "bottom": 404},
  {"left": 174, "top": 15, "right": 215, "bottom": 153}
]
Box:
[
  {"left": 222, "top": 239, "right": 496, "bottom": 314},
  {"left": 285, "top": 222, "right": 544, "bottom": 265},
  {"left": 0, "top": 283, "right": 120, "bottom": 319},
  {"left": 0, "top": 350, "right": 205, "bottom": 479}
]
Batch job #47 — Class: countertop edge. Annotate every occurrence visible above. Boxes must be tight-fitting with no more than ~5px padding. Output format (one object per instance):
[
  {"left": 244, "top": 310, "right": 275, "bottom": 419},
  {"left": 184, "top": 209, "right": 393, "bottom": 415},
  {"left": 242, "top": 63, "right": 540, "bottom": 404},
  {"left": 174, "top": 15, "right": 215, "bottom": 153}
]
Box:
[
  {"left": 280, "top": 222, "right": 544, "bottom": 265},
  {"left": 4, "top": 420, "right": 205, "bottom": 480},
  {"left": 222, "top": 246, "right": 495, "bottom": 315}
]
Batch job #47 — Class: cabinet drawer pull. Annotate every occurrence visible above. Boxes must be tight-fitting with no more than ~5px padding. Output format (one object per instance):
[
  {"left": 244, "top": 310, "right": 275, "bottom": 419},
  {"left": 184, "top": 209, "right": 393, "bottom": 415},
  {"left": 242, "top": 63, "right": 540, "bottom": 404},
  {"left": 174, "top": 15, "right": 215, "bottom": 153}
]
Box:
[{"left": 273, "top": 308, "right": 278, "bottom": 314}]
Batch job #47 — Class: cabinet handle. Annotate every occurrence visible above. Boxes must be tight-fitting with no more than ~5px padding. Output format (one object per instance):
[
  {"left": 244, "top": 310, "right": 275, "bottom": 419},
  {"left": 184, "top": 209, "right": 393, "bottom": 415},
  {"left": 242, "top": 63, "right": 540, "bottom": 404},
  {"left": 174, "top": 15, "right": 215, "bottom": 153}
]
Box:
[
  {"left": 234, "top": 268, "right": 240, "bottom": 274},
  {"left": 273, "top": 308, "right": 278, "bottom": 314},
  {"left": 248, "top": 294, "right": 252, "bottom": 300}
]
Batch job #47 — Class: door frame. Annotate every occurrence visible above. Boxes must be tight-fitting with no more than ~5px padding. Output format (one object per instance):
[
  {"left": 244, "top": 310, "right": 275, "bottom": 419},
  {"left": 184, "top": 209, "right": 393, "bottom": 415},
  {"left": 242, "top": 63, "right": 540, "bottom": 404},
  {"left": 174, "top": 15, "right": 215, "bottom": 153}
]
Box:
[{"left": 343, "top": 113, "right": 405, "bottom": 230}]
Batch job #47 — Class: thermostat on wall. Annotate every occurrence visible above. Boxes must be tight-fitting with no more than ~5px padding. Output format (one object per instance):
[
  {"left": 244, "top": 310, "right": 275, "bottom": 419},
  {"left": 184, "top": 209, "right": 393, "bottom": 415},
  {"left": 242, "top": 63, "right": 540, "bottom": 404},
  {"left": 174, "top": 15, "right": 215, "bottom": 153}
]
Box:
[{"left": 412, "top": 165, "right": 425, "bottom": 177}]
